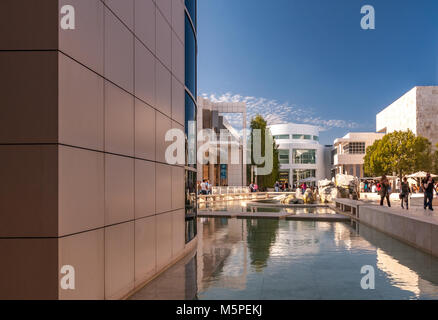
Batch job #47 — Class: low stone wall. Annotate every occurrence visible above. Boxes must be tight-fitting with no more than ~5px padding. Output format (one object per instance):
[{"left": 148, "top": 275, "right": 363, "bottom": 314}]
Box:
[{"left": 359, "top": 205, "right": 438, "bottom": 258}]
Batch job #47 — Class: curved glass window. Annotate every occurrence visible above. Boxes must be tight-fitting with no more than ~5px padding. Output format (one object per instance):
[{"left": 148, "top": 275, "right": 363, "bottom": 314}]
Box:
[
  {"left": 185, "top": 92, "right": 196, "bottom": 136},
  {"left": 292, "top": 134, "right": 312, "bottom": 140},
  {"left": 185, "top": 14, "right": 197, "bottom": 96},
  {"left": 274, "top": 134, "right": 290, "bottom": 140},
  {"left": 293, "top": 149, "right": 316, "bottom": 164},
  {"left": 185, "top": 0, "right": 197, "bottom": 28},
  {"left": 185, "top": 92, "right": 197, "bottom": 169},
  {"left": 185, "top": 170, "right": 197, "bottom": 243}
]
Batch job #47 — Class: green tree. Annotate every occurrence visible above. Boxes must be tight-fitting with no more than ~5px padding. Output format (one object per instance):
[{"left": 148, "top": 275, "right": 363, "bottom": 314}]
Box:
[
  {"left": 432, "top": 143, "right": 438, "bottom": 174},
  {"left": 247, "top": 115, "right": 279, "bottom": 190},
  {"left": 364, "top": 130, "right": 433, "bottom": 179}
]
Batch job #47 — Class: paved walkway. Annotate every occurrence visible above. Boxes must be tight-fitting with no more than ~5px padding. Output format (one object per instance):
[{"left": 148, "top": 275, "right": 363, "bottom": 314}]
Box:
[
  {"left": 373, "top": 204, "right": 438, "bottom": 225},
  {"left": 364, "top": 198, "right": 438, "bottom": 225}
]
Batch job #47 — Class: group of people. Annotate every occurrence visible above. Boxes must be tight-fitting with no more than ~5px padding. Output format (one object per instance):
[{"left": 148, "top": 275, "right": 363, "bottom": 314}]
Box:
[
  {"left": 378, "top": 173, "right": 436, "bottom": 211},
  {"left": 274, "top": 181, "right": 318, "bottom": 195},
  {"left": 274, "top": 181, "right": 290, "bottom": 192},
  {"left": 198, "top": 180, "right": 212, "bottom": 195},
  {"left": 249, "top": 183, "right": 259, "bottom": 192}
]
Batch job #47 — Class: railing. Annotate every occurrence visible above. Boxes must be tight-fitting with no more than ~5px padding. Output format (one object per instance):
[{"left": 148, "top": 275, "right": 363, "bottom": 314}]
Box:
[
  {"left": 211, "top": 186, "right": 251, "bottom": 195},
  {"left": 198, "top": 192, "right": 273, "bottom": 203}
]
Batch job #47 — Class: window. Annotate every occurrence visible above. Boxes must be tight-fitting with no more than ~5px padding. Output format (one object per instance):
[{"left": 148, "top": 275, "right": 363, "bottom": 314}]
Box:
[
  {"left": 293, "top": 149, "right": 316, "bottom": 164},
  {"left": 292, "top": 134, "right": 312, "bottom": 140},
  {"left": 274, "top": 134, "right": 290, "bottom": 140},
  {"left": 184, "top": 3, "right": 197, "bottom": 242},
  {"left": 185, "top": 170, "right": 197, "bottom": 243},
  {"left": 313, "top": 136, "right": 319, "bottom": 141},
  {"left": 279, "top": 150, "right": 289, "bottom": 164},
  {"left": 185, "top": 14, "right": 197, "bottom": 96},
  {"left": 344, "top": 142, "right": 366, "bottom": 154},
  {"left": 185, "top": 0, "right": 197, "bottom": 28}
]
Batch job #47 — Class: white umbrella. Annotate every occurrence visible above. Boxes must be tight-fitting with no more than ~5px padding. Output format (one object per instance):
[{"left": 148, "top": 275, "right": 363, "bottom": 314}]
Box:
[
  {"left": 374, "top": 176, "right": 397, "bottom": 180},
  {"left": 407, "top": 171, "right": 438, "bottom": 178}
]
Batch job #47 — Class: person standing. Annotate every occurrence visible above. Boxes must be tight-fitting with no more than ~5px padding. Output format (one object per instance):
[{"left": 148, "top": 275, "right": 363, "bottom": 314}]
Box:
[
  {"left": 400, "top": 177, "right": 411, "bottom": 210},
  {"left": 200, "top": 180, "right": 207, "bottom": 195},
  {"left": 422, "top": 173, "right": 435, "bottom": 211},
  {"left": 380, "top": 175, "right": 391, "bottom": 207},
  {"left": 275, "top": 181, "right": 280, "bottom": 192}
]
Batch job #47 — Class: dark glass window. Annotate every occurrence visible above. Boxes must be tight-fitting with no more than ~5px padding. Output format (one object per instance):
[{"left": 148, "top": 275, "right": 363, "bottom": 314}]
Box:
[
  {"left": 344, "top": 142, "right": 366, "bottom": 154},
  {"left": 185, "top": 92, "right": 197, "bottom": 169},
  {"left": 185, "top": 92, "right": 196, "bottom": 136},
  {"left": 273, "top": 134, "right": 290, "bottom": 140},
  {"left": 185, "top": 14, "right": 197, "bottom": 96},
  {"left": 292, "top": 134, "right": 312, "bottom": 140},
  {"left": 293, "top": 149, "right": 316, "bottom": 164},
  {"left": 279, "top": 150, "right": 289, "bottom": 164},
  {"left": 185, "top": 0, "right": 197, "bottom": 28},
  {"left": 185, "top": 170, "right": 197, "bottom": 243}
]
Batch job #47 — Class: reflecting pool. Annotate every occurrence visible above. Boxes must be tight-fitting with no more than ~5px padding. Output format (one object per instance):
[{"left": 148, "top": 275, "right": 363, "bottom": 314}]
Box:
[{"left": 130, "top": 218, "right": 438, "bottom": 300}]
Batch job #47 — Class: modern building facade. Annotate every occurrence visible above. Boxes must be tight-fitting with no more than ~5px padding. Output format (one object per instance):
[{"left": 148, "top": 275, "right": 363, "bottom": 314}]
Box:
[
  {"left": 197, "top": 97, "right": 247, "bottom": 186},
  {"left": 332, "top": 132, "right": 384, "bottom": 178},
  {"left": 269, "top": 123, "right": 330, "bottom": 187},
  {"left": 0, "top": 0, "right": 197, "bottom": 299},
  {"left": 376, "top": 86, "right": 438, "bottom": 146}
]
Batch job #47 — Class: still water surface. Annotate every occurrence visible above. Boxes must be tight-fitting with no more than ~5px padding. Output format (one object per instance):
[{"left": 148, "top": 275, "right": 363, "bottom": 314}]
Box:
[{"left": 130, "top": 218, "right": 438, "bottom": 300}]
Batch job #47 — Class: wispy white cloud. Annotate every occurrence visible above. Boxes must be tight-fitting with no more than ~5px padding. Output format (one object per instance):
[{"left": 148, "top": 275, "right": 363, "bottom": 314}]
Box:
[{"left": 200, "top": 92, "right": 362, "bottom": 132}]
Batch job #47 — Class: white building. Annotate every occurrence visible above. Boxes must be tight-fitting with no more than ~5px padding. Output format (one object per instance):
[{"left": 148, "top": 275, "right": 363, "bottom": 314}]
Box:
[
  {"left": 333, "top": 132, "right": 384, "bottom": 178},
  {"left": 376, "top": 86, "right": 438, "bottom": 146},
  {"left": 269, "top": 123, "right": 330, "bottom": 187},
  {"left": 197, "top": 97, "right": 247, "bottom": 186}
]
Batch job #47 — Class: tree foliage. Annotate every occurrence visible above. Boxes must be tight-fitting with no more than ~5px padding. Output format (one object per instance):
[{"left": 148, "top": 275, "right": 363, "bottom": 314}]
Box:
[
  {"left": 363, "top": 130, "right": 433, "bottom": 178},
  {"left": 247, "top": 115, "right": 279, "bottom": 190}
]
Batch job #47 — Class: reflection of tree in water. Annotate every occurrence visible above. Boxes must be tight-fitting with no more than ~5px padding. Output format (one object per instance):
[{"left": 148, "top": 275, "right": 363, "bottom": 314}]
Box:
[{"left": 246, "top": 219, "right": 279, "bottom": 272}]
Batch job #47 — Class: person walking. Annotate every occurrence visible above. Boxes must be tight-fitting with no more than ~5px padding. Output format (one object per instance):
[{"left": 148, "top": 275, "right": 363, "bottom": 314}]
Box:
[
  {"left": 400, "top": 177, "right": 411, "bottom": 210},
  {"left": 274, "top": 181, "right": 280, "bottom": 192},
  {"left": 380, "top": 175, "right": 391, "bottom": 207},
  {"left": 422, "top": 173, "right": 435, "bottom": 211}
]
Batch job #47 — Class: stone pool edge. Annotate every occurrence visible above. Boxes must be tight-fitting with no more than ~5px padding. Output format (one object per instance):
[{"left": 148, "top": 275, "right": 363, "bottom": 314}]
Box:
[{"left": 332, "top": 200, "right": 438, "bottom": 258}]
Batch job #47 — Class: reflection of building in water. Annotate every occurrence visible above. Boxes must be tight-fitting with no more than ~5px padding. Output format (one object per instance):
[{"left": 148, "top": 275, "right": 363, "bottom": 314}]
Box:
[
  {"left": 197, "top": 218, "right": 249, "bottom": 291},
  {"left": 376, "top": 249, "right": 438, "bottom": 298}
]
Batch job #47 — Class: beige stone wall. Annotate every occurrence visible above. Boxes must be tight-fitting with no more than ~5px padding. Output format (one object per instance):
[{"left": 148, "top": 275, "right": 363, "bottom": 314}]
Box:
[
  {"left": 376, "top": 87, "right": 418, "bottom": 135},
  {"left": 416, "top": 87, "right": 438, "bottom": 146}
]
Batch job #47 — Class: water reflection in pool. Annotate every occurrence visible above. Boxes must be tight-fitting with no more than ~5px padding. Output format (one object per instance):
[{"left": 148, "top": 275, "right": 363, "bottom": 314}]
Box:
[
  {"left": 130, "top": 218, "right": 438, "bottom": 300},
  {"left": 198, "top": 200, "right": 336, "bottom": 215}
]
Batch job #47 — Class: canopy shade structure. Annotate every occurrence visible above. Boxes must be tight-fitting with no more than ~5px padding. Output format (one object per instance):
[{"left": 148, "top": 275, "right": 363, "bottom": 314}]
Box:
[{"left": 407, "top": 172, "right": 438, "bottom": 178}]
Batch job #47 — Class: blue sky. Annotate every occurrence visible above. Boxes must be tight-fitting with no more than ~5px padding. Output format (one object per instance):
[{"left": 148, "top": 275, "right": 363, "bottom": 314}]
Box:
[{"left": 197, "top": 0, "right": 438, "bottom": 144}]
